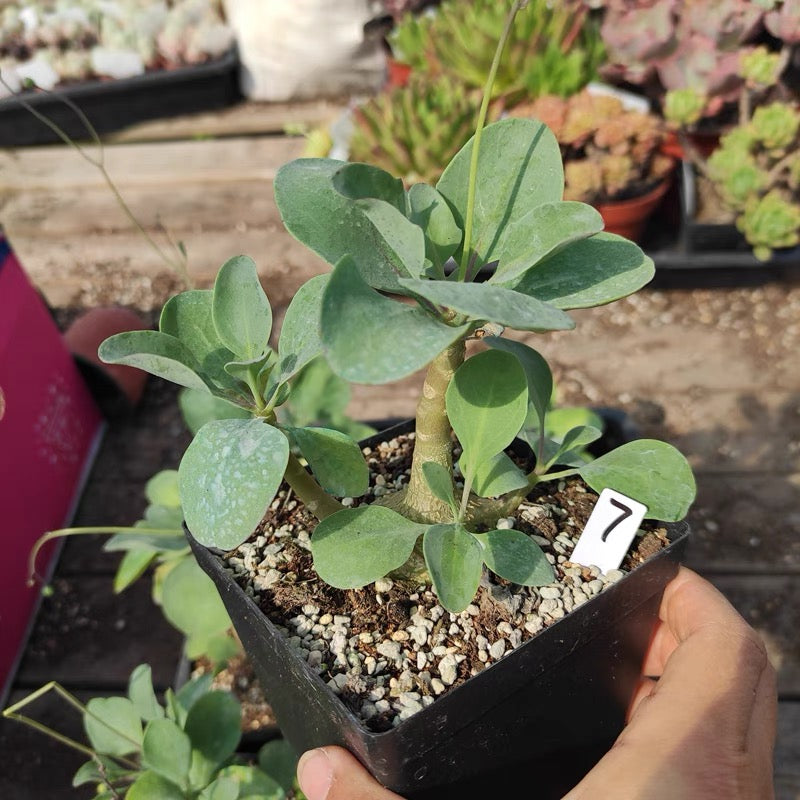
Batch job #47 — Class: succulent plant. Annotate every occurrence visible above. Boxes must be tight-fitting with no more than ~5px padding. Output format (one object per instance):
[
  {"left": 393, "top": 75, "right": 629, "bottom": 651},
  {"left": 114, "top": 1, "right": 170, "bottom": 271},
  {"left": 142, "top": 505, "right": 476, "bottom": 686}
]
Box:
[
  {"left": 739, "top": 46, "right": 785, "bottom": 88},
  {"left": 764, "top": 0, "right": 800, "bottom": 45},
  {"left": 598, "top": 0, "right": 783, "bottom": 119},
  {"left": 348, "top": 74, "right": 482, "bottom": 185},
  {"left": 706, "top": 101, "right": 800, "bottom": 259},
  {"left": 389, "top": 0, "right": 605, "bottom": 103},
  {"left": 515, "top": 89, "right": 674, "bottom": 204}
]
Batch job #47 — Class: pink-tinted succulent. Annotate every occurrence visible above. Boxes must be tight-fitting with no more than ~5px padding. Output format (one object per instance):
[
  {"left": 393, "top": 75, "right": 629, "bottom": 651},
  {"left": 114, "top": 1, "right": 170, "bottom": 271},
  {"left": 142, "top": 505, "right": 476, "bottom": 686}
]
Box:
[{"left": 765, "top": 0, "right": 800, "bottom": 45}]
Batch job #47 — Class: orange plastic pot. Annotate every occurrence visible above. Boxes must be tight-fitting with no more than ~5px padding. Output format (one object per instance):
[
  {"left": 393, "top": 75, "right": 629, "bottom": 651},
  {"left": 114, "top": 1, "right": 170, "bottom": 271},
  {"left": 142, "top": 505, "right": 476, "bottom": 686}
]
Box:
[
  {"left": 64, "top": 306, "right": 148, "bottom": 418},
  {"left": 595, "top": 179, "right": 671, "bottom": 242}
]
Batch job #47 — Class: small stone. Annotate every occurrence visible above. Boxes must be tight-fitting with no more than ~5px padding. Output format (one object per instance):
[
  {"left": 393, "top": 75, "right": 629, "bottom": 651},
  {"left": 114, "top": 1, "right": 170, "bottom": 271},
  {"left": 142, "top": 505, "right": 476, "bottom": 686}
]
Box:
[
  {"left": 539, "top": 598, "right": 560, "bottom": 615},
  {"left": 489, "top": 640, "right": 506, "bottom": 660},
  {"left": 333, "top": 615, "right": 351, "bottom": 626},
  {"left": 319, "top": 613, "right": 333, "bottom": 625},
  {"left": 495, "top": 517, "right": 514, "bottom": 530},
  {"left": 416, "top": 652, "right": 426, "bottom": 671},
  {"left": 307, "top": 651, "right": 323, "bottom": 668},
  {"left": 605, "top": 569, "right": 625, "bottom": 584},
  {"left": 586, "top": 579, "right": 603, "bottom": 596},
  {"left": 302, "top": 604, "right": 320, "bottom": 617},
  {"left": 391, "top": 630, "right": 410, "bottom": 642},
  {"left": 549, "top": 607, "right": 566, "bottom": 620},
  {"left": 375, "top": 578, "right": 394, "bottom": 593},
  {"left": 431, "top": 678, "right": 446, "bottom": 695},
  {"left": 327, "top": 673, "right": 348, "bottom": 691},
  {"left": 539, "top": 586, "right": 561, "bottom": 600},
  {"left": 410, "top": 625, "right": 428, "bottom": 646},
  {"left": 377, "top": 641, "right": 402, "bottom": 661},
  {"left": 375, "top": 699, "right": 391, "bottom": 713},
  {"left": 438, "top": 654, "right": 458, "bottom": 686},
  {"left": 341, "top": 497, "right": 354, "bottom": 507}
]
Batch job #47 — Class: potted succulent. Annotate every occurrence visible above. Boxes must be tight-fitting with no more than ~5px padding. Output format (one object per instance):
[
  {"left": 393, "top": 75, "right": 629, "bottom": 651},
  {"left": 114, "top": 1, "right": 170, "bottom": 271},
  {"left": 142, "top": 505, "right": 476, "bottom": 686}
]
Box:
[
  {"left": 665, "top": 48, "right": 800, "bottom": 262},
  {"left": 511, "top": 88, "right": 676, "bottom": 240},
  {"left": 97, "top": 4, "right": 696, "bottom": 796}
]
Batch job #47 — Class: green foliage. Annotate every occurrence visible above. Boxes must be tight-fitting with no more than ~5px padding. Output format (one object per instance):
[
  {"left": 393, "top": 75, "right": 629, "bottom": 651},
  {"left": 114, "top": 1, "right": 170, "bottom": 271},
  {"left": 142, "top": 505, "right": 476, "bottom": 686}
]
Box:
[{"left": 5, "top": 667, "right": 298, "bottom": 799}]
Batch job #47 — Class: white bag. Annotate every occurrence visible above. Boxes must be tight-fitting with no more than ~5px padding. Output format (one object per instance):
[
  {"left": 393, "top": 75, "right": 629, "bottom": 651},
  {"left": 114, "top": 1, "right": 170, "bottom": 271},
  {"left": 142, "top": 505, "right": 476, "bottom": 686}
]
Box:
[{"left": 223, "top": 0, "right": 387, "bottom": 101}]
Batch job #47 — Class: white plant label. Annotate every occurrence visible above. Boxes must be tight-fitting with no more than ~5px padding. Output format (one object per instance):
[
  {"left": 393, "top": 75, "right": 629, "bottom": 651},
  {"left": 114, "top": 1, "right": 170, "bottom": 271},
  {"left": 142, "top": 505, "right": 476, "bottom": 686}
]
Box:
[{"left": 569, "top": 488, "right": 648, "bottom": 574}]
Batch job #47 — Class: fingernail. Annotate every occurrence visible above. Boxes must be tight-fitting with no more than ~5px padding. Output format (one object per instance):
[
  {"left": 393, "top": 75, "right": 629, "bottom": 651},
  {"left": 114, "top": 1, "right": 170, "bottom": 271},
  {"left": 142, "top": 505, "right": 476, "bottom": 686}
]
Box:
[{"left": 297, "top": 748, "right": 333, "bottom": 800}]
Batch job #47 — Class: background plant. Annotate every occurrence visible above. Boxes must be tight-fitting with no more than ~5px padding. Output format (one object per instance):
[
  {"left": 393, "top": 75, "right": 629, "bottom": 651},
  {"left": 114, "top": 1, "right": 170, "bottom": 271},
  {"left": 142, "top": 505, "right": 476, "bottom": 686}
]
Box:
[
  {"left": 512, "top": 88, "right": 675, "bottom": 204},
  {"left": 3, "top": 664, "right": 301, "bottom": 799}
]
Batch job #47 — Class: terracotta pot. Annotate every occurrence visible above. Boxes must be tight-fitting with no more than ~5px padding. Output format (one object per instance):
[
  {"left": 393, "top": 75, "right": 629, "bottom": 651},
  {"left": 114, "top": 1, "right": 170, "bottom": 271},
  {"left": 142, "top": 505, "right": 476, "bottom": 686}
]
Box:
[
  {"left": 595, "top": 179, "right": 671, "bottom": 242},
  {"left": 64, "top": 307, "right": 148, "bottom": 418},
  {"left": 386, "top": 57, "right": 412, "bottom": 88}
]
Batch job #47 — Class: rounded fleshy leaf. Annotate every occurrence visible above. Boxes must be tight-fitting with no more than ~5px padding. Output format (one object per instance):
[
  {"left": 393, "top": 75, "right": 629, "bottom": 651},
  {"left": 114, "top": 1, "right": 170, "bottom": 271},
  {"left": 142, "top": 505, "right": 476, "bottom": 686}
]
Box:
[
  {"left": 179, "top": 419, "right": 289, "bottom": 550},
  {"left": 142, "top": 718, "right": 192, "bottom": 790},
  {"left": 479, "top": 529, "right": 554, "bottom": 586},
  {"left": 423, "top": 524, "right": 483, "bottom": 613},
  {"left": 287, "top": 426, "right": 369, "bottom": 497},
  {"left": 160, "top": 557, "right": 231, "bottom": 640},
  {"left": 184, "top": 691, "right": 242, "bottom": 766},
  {"left": 278, "top": 274, "right": 330, "bottom": 381},
  {"left": 84, "top": 697, "right": 143, "bottom": 756}
]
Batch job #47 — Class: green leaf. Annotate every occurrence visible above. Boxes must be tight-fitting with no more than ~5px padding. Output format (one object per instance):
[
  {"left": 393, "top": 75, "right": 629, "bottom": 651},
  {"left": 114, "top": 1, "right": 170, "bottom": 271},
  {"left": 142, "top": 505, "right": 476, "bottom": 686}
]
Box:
[
  {"left": 488, "top": 201, "right": 604, "bottom": 285},
  {"left": 543, "top": 425, "right": 602, "bottom": 470},
  {"left": 407, "top": 182, "right": 462, "bottom": 271},
  {"left": 216, "top": 765, "right": 284, "bottom": 800},
  {"left": 160, "top": 557, "right": 231, "bottom": 640},
  {"left": 114, "top": 548, "right": 157, "bottom": 592},
  {"left": 258, "top": 740, "right": 298, "bottom": 794},
  {"left": 128, "top": 664, "right": 165, "bottom": 722},
  {"left": 104, "top": 531, "right": 186, "bottom": 554},
  {"left": 84, "top": 697, "right": 143, "bottom": 757},
  {"left": 72, "top": 756, "right": 128, "bottom": 787},
  {"left": 277, "top": 274, "right": 330, "bottom": 381},
  {"left": 509, "top": 233, "right": 655, "bottom": 309},
  {"left": 446, "top": 349, "right": 528, "bottom": 481},
  {"left": 578, "top": 440, "right": 696, "bottom": 521},
  {"left": 321, "top": 256, "right": 470, "bottom": 384},
  {"left": 141, "top": 504, "right": 184, "bottom": 530},
  {"left": 281, "top": 357, "right": 350, "bottom": 428},
  {"left": 174, "top": 674, "right": 214, "bottom": 720},
  {"left": 99, "top": 330, "right": 210, "bottom": 392},
  {"left": 286, "top": 426, "right": 368, "bottom": 497},
  {"left": 160, "top": 290, "right": 238, "bottom": 391},
  {"left": 543, "top": 406, "right": 605, "bottom": 440},
  {"left": 421, "top": 462, "right": 457, "bottom": 515},
  {"left": 471, "top": 452, "right": 529, "bottom": 498},
  {"left": 311, "top": 506, "right": 427, "bottom": 588},
  {"left": 184, "top": 691, "right": 242, "bottom": 766},
  {"left": 142, "top": 718, "right": 192, "bottom": 790},
  {"left": 199, "top": 776, "right": 240, "bottom": 800},
  {"left": 437, "top": 118, "right": 563, "bottom": 267},
  {"left": 479, "top": 529, "right": 554, "bottom": 586},
  {"left": 145, "top": 471, "right": 181, "bottom": 508},
  {"left": 212, "top": 255, "right": 272, "bottom": 360},
  {"left": 179, "top": 388, "right": 252, "bottom": 436},
  {"left": 126, "top": 770, "right": 185, "bottom": 800},
  {"left": 398, "top": 279, "right": 574, "bottom": 332},
  {"left": 179, "top": 419, "right": 290, "bottom": 550},
  {"left": 332, "top": 161, "right": 406, "bottom": 211},
  {"left": 423, "top": 524, "right": 483, "bottom": 614},
  {"left": 275, "top": 159, "right": 419, "bottom": 292},
  {"left": 484, "top": 338, "right": 552, "bottom": 435}
]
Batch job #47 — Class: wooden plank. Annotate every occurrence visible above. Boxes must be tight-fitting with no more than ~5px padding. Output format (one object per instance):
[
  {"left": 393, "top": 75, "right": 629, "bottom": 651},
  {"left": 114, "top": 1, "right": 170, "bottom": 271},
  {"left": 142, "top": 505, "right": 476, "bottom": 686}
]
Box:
[
  {"left": 686, "top": 474, "right": 800, "bottom": 572},
  {"left": 0, "top": 135, "right": 305, "bottom": 190},
  {"left": 705, "top": 574, "right": 800, "bottom": 697},
  {"left": 105, "top": 99, "right": 346, "bottom": 144},
  {"left": 14, "top": 576, "right": 183, "bottom": 690}
]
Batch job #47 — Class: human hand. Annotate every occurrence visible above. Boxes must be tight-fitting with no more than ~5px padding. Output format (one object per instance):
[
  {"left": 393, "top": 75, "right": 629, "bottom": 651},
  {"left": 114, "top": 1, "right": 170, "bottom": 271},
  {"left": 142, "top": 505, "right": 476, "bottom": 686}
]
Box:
[{"left": 296, "top": 568, "right": 777, "bottom": 800}]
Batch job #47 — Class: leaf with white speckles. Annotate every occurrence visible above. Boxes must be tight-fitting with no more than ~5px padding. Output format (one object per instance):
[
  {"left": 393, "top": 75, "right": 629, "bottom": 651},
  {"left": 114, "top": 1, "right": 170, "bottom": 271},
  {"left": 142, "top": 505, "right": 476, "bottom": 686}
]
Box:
[{"left": 180, "top": 419, "right": 290, "bottom": 550}]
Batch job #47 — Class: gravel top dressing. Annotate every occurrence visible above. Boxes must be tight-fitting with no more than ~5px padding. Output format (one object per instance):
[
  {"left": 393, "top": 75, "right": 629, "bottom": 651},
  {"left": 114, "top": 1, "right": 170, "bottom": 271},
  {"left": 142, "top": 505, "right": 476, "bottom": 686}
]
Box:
[{"left": 220, "top": 432, "right": 668, "bottom": 732}]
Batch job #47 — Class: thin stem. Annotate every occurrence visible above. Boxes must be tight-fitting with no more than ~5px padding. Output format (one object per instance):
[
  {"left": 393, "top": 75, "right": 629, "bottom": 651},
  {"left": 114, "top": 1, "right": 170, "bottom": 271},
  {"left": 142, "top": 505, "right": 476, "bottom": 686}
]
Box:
[
  {"left": 245, "top": 368, "right": 266, "bottom": 413},
  {"left": 457, "top": 0, "right": 526, "bottom": 281},
  {"left": 458, "top": 469, "right": 474, "bottom": 522},
  {"left": 28, "top": 527, "right": 181, "bottom": 586},
  {"left": 531, "top": 467, "right": 580, "bottom": 484},
  {"left": 283, "top": 453, "right": 344, "bottom": 521}
]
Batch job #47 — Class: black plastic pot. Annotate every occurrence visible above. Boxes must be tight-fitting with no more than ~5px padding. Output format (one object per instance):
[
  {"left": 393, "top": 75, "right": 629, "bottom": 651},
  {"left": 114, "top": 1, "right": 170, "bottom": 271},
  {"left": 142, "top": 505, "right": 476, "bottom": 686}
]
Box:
[
  {"left": 0, "top": 49, "right": 241, "bottom": 147},
  {"left": 188, "top": 420, "right": 690, "bottom": 799}
]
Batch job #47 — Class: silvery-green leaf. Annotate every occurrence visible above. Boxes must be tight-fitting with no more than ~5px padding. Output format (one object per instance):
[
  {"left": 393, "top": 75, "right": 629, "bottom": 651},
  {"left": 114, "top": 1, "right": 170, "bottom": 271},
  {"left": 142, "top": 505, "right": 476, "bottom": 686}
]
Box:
[
  {"left": 578, "top": 440, "right": 696, "bottom": 521},
  {"left": 423, "top": 524, "right": 483, "bottom": 613},
  {"left": 332, "top": 161, "right": 406, "bottom": 211},
  {"left": 421, "top": 462, "right": 458, "bottom": 515},
  {"left": 311, "top": 506, "right": 427, "bottom": 588},
  {"left": 437, "top": 119, "right": 563, "bottom": 267},
  {"left": 398, "top": 279, "right": 574, "bottom": 332},
  {"left": 198, "top": 776, "right": 238, "bottom": 800},
  {"left": 544, "top": 406, "right": 605, "bottom": 439},
  {"left": 275, "top": 159, "right": 419, "bottom": 292},
  {"left": 126, "top": 771, "right": 184, "bottom": 800},
  {"left": 179, "top": 419, "right": 289, "bottom": 550},
  {"left": 446, "top": 349, "right": 528, "bottom": 481},
  {"left": 114, "top": 549, "right": 156, "bottom": 592},
  {"left": 485, "top": 337, "right": 552, "bottom": 435},
  {"left": 128, "top": 664, "right": 164, "bottom": 722},
  {"left": 321, "top": 257, "right": 470, "bottom": 384},
  {"left": 142, "top": 718, "right": 192, "bottom": 790},
  {"left": 509, "top": 233, "right": 655, "bottom": 309},
  {"left": 184, "top": 692, "right": 242, "bottom": 766},
  {"left": 407, "top": 182, "right": 462, "bottom": 272},
  {"left": 145, "top": 470, "right": 181, "bottom": 508},
  {"left": 479, "top": 529, "right": 554, "bottom": 586},
  {"left": 488, "top": 201, "right": 604, "bottom": 285},
  {"left": 542, "top": 425, "right": 603, "bottom": 470},
  {"left": 159, "top": 290, "right": 237, "bottom": 390},
  {"left": 215, "top": 766, "right": 284, "bottom": 800},
  {"left": 286, "top": 426, "right": 368, "bottom": 497},
  {"left": 179, "top": 388, "right": 251, "bottom": 436},
  {"left": 258, "top": 740, "right": 299, "bottom": 794},
  {"left": 471, "top": 452, "right": 529, "bottom": 498},
  {"left": 84, "top": 697, "right": 143, "bottom": 756},
  {"left": 212, "top": 255, "right": 272, "bottom": 360},
  {"left": 278, "top": 274, "right": 330, "bottom": 381},
  {"left": 99, "top": 330, "right": 210, "bottom": 392}
]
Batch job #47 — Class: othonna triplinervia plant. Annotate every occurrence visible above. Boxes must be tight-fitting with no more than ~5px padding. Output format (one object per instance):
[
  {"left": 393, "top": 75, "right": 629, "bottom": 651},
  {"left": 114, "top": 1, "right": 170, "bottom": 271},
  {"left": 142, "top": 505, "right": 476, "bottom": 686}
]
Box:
[{"left": 101, "top": 0, "right": 695, "bottom": 613}]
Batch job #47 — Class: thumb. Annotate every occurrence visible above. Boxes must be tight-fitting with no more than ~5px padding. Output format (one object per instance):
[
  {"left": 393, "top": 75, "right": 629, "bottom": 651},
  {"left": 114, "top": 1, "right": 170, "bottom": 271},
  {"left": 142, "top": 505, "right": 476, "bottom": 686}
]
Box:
[{"left": 297, "top": 746, "right": 406, "bottom": 800}]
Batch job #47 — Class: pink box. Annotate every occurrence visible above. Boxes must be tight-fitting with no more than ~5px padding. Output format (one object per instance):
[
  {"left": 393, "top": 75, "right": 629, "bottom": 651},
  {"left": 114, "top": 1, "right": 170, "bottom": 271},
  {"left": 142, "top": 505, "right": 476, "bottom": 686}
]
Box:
[{"left": 0, "top": 233, "right": 104, "bottom": 701}]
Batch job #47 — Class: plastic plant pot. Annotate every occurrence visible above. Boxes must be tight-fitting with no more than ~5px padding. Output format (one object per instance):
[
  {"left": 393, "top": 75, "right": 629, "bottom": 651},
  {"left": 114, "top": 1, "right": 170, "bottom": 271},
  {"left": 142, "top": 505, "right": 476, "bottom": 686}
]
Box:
[
  {"left": 595, "top": 179, "right": 672, "bottom": 242},
  {"left": 188, "top": 421, "right": 690, "bottom": 799}
]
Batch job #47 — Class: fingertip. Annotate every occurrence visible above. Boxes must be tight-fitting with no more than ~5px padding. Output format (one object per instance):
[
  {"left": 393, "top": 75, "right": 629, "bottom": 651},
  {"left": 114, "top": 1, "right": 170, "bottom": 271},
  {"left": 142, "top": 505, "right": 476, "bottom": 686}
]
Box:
[{"left": 298, "top": 748, "right": 333, "bottom": 800}]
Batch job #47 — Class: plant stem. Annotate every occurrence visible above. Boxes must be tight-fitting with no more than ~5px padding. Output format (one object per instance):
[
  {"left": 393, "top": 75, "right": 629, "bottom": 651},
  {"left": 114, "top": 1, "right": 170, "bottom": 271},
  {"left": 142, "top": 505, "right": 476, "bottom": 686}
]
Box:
[
  {"left": 530, "top": 467, "right": 579, "bottom": 484},
  {"left": 283, "top": 453, "right": 344, "bottom": 521},
  {"left": 457, "top": 0, "right": 525, "bottom": 281}
]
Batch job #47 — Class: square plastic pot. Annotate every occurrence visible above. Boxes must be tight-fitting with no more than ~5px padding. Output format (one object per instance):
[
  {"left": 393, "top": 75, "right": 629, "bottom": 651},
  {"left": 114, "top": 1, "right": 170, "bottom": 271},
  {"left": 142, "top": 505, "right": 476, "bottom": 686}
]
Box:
[{"left": 188, "top": 422, "right": 690, "bottom": 799}]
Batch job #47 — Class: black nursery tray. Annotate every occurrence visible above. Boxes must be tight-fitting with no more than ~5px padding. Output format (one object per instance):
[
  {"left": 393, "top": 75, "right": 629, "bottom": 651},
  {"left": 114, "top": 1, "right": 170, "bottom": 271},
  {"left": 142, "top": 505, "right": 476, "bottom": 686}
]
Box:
[
  {"left": 0, "top": 49, "right": 241, "bottom": 147},
  {"left": 644, "top": 161, "right": 800, "bottom": 288}
]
